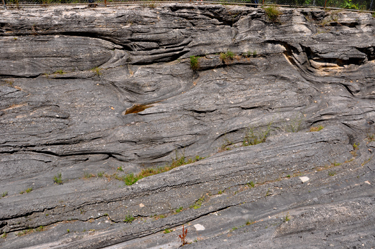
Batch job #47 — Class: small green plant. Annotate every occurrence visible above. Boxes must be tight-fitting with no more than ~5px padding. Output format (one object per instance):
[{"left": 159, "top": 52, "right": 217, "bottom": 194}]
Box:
[
  {"left": 20, "top": 188, "right": 33, "bottom": 195},
  {"left": 226, "top": 50, "right": 234, "bottom": 60},
  {"left": 309, "top": 125, "right": 324, "bottom": 132},
  {"left": 284, "top": 214, "right": 290, "bottom": 222},
  {"left": 253, "top": 51, "right": 257, "bottom": 57},
  {"left": 231, "top": 227, "right": 238, "bottom": 231},
  {"left": 328, "top": 171, "right": 336, "bottom": 176},
  {"left": 91, "top": 67, "right": 102, "bottom": 76},
  {"left": 243, "top": 123, "right": 272, "bottom": 146},
  {"left": 332, "top": 161, "right": 341, "bottom": 167},
  {"left": 36, "top": 226, "right": 44, "bottom": 232},
  {"left": 124, "top": 214, "right": 135, "bottom": 223},
  {"left": 13, "top": 37, "right": 18, "bottom": 40},
  {"left": 190, "top": 56, "right": 199, "bottom": 71},
  {"left": 372, "top": 12, "right": 375, "bottom": 18},
  {"left": 45, "top": 213, "right": 49, "bottom": 216},
  {"left": 219, "top": 52, "right": 227, "bottom": 61},
  {"left": 265, "top": 188, "right": 271, "bottom": 196},
  {"left": 246, "top": 220, "right": 255, "bottom": 226},
  {"left": 247, "top": 181, "right": 255, "bottom": 188},
  {"left": 218, "top": 190, "right": 223, "bottom": 194},
  {"left": 190, "top": 196, "right": 205, "bottom": 209},
  {"left": 286, "top": 175, "right": 291, "bottom": 178},
  {"left": 285, "top": 115, "right": 304, "bottom": 133},
  {"left": 67, "top": 229, "right": 70, "bottom": 233},
  {"left": 175, "top": 207, "right": 183, "bottom": 213},
  {"left": 54, "top": 173, "right": 63, "bottom": 185},
  {"left": 17, "top": 229, "right": 34, "bottom": 237},
  {"left": 164, "top": 228, "right": 171, "bottom": 234},
  {"left": 54, "top": 70, "right": 64, "bottom": 75},
  {"left": 117, "top": 166, "right": 124, "bottom": 171},
  {"left": 124, "top": 173, "right": 139, "bottom": 186},
  {"left": 1, "top": 232, "right": 7, "bottom": 239},
  {"left": 84, "top": 172, "right": 95, "bottom": 179},
  {"left": 2, "top": 191, "right": 8, "bottom": 197},
  {"left": 122, "top": 152, "right": 204, "bottom": 186},
  {"left": 264, "top": 5, "right": 281, "bottom": 22},
  {"left": 341, "top": 0, "right": 358, "bottom": 9},
  {"left": 97, "top": 171, "right": 104, "bottom": 177}
]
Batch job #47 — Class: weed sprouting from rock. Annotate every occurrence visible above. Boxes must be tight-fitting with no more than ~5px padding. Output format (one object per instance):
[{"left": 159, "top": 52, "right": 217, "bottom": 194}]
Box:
[
  {"left": 124, "top": 214, "right": 135, "bottom": 223},
  {"left": 243, "top": 123, "right": 272, "bottom": 146},
  {"left": 54, "top": 173, "right": 63, "bottom": 185},
  {"left": 264, "top": 5, "right": 281, "bottom": 22},
  {"left": 190, "top": 56, "right": 199, "bottom": 70},
  {"left": 123, "top": 152, "right": 205, "bottom": 186}
]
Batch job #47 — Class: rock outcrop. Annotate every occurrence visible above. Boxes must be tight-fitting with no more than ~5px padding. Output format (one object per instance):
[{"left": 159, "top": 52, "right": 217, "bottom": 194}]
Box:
[{"left": 1, "top": 4, "right": 375, "bottom": 248}]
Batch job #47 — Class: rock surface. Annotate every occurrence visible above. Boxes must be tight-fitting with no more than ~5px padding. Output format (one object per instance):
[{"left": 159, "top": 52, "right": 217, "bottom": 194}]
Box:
[{"left": 1, "top": 3, "right": 375, "bottom": 248}]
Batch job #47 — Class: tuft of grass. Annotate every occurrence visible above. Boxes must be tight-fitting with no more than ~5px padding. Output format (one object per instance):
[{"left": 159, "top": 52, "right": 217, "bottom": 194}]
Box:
[
  {"left": 219, "top": 52, "right": 227, "bottom": 61},
  {"left": 246, "top": 220, "right": 255, "bottom": 226},
  {"left": 17, "top": 229, "right": 34, "bottom": 237},
  {"left": 226, "top": 50, "right": 234, "bottom": 60},
  {"left": 265, "top": 188, "right": 271, "bottom": 197},
  {"left": 67, "top": 229, "right": 70, "bottom": 233},
  {"left": 264, "top": 5, "right": 281, "bottom": 23},
  {"left": 164, "top": 228, "right": 171, "bottom": 234},
  {"left": 247, "top": 181, "right": 255, "bottom": 188},
  {"left": 231, "top": 227, "right": 238, "bottom": 231},
  {"left": 285, "top": 115, "right": 304, "bottom": 133},
  {"left": 84, "top": 172, "right": 95, "bottom": 179},
  {"left": 117, "top": 166, "right": 124, "bottom": 172},
  {"left": 54, "top": 173, "right": 63, "bottom": 185},
  {"left": 190, "top": 196, "right": 205, "bottom": 209},
  {"left": 190, "top": 56, "right": 199, "bottom": 71},
  {"left": 35, "top": 226, "right": 44, "bottom": 232},
  {"left": 123, "top": 153, "right": 204, "bottom": 186},
  {"left": 25, "top": 188, "right": 33, "bottom": 194},
  {"left": 1, "top": 232, "right": 7, "bottom": 239},
  {"left": 243, "top": 123, "right": 272, "bottom": 146},
  {"left": 309, "top": 125, "right": 324, "bottom": 132},
  {"left": 91, "top": 67, "right": 102, "bottom": 76},
  {"left": 253, "top": 51, "right": 257, "bottom": 57},
  {"left": 175, "top": 207, "right": 183, "bottom": 213},
  {"left": 284, "top": 214, "right": 290, "bottom": 222},
  {"left": 97, "top": 171, "right": 104, "bottom": 177},
  {"left": 124, "top": 173, "right": 138, "bottom": 186},
  {"left": 2, "top": 191, "right": 8, "bottom": 198},
  {"left": 54, "top": 70, "right": 64, "bottom": 75},
  {"left": 124, "top": 214, "right": 135, "bottom": 223},
  {"left": 218, "top": 190, "right": 223, "bottom": 194},
  {"left": 328, "top": 171, "right": 336, "bottom": 176}
]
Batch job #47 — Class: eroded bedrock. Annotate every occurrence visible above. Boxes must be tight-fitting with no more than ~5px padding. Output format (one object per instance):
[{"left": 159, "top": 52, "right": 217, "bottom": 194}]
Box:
[{"left": 1, "top": 4, "right": 375, "bottom": 249}]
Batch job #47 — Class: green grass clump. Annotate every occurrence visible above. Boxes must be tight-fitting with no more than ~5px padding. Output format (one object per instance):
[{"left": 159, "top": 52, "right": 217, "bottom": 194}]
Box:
[
  {"left": 54, "top": 173, "right": 63, "bottom": 185},
  {"left": 226, "top": 50, "right": 234, "bottom": 59},
  {"left": 243, "top": 123, "right": 272, "bottom": 146},
  {"left": 2, "top": 191, "right": 8, "bottom": 198},
  {"left": 54, "top": 70, "right": 64, "bottom": 75},
  {"left": 91, "top": 67, "right": 102, "bottom": 76},
  {"left": 264, "top": 5, "right": 281, "bottom": 22},
  {"left": 124, "top": 214, "right": 135, "bottom": 223},
  {"left": 309, "top": 125, "right": 324, "bottom": 132},
  {"left": 123, "top": 154, "right": 204, "bottom": 186},
  {"left": 175, "top": 207, "right": 183, "bottom": 213},
  {"left": 190, "top": 196, "right": 205, "bottom": 209},
  {"left": 97, "top": 171, "right": 104, "bottom": 177},
  {"left": 247, "top": 181, "right": 255, "bottom": 188},
  {"left": 190, "top": 56, "right": 199, "bottom": 70},
  {"left": 164, "top": 228, "right": 171, "bottom": 234}
]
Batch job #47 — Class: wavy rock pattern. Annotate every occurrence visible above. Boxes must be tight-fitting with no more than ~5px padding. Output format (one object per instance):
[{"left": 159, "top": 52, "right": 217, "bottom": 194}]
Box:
[{"left": 1, "top": 4, "right": 375, "bottom": 248}]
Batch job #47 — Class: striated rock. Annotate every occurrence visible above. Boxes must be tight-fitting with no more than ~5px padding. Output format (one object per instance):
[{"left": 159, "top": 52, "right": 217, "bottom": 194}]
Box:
[{"left": 0, "top": 4, "right": 375, "bottom": 249}]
